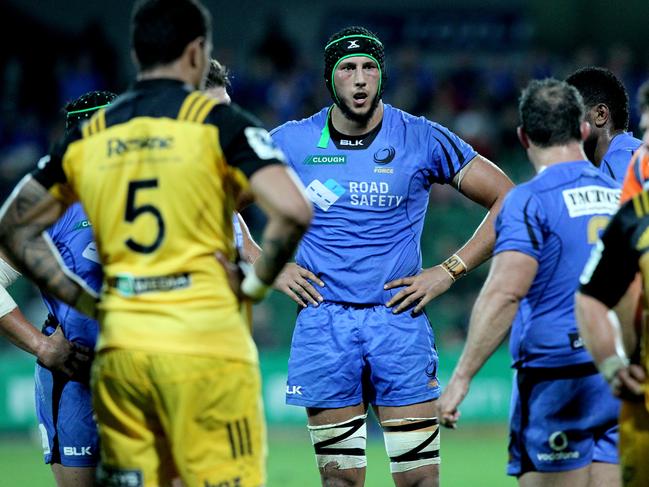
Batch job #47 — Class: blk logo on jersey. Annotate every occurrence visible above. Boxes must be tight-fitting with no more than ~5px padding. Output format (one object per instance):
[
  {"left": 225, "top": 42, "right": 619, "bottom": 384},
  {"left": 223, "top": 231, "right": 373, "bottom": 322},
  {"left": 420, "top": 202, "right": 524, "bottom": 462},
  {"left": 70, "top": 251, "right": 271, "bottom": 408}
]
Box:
[
  {"left": 340, "top": 139, "right": 363, "bottom": 147},
  {"left": 306, "top": 179, "right": 345, "bottom": 211}
]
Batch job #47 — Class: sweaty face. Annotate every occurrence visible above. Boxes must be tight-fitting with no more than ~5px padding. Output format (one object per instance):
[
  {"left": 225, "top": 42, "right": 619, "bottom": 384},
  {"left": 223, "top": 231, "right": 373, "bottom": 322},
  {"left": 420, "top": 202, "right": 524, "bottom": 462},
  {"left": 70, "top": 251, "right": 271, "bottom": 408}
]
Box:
[{"left": 333, "top": 56, "right": 381, "bottom": 125}]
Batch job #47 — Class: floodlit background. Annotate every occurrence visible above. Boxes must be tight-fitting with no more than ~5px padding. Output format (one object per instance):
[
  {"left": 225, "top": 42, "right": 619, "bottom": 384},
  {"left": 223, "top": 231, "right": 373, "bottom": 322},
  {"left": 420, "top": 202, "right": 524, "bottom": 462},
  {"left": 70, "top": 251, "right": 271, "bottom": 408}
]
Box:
[{"left": 1, "top": 0, "right": 648, "bottom": 484}]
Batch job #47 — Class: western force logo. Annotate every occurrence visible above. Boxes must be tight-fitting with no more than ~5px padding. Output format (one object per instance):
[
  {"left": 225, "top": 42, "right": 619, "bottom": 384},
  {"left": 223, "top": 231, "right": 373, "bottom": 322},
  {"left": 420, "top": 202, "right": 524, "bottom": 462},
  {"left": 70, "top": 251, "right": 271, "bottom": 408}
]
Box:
[
  {"left": 562, "top": 186, "right": 620, "bottom": 217},
  {"left": 347, "top": 40, "right": 360, "bottom": 49},
  {"left": 306, "top": 178, "right": 345, "bottom": 211},
  {"left": 373, "top": 146, "right": 396, "bottom": 164},
  {"left": 303, "top": 155, "right": 347, "bottom": 165}
]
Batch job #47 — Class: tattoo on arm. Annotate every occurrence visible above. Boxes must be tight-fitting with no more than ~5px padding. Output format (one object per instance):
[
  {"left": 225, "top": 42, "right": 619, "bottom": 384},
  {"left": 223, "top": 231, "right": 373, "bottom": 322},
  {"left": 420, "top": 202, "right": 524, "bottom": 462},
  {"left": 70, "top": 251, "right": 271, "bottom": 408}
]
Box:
[
  {"left": 0, "top": 177, "right": 82, "bottom": 305},
  {"left": 255, "top": 225, "right": 304, "bottom": 284}
]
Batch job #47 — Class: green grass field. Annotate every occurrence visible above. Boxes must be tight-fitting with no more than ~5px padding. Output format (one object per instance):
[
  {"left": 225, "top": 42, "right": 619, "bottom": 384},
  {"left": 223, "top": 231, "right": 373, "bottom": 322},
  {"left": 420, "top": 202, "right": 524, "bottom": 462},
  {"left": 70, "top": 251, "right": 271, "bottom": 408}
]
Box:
[{"left": 0, "top": 426, "right": 516, "bottom": 486}]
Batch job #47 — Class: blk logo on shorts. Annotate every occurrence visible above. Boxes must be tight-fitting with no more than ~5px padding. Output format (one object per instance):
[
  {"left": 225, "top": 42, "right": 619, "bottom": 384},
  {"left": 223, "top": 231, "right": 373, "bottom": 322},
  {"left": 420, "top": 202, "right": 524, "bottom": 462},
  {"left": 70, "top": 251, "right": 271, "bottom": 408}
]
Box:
[{"left": 286, "top": 385, "right": 303, "bottom": 395}]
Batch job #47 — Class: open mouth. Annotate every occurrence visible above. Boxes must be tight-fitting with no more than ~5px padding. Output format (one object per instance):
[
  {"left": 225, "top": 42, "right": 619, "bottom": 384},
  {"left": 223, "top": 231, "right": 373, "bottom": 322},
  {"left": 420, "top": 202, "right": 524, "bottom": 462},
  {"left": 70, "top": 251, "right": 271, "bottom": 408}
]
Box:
[{"left": 353, "top": 92, "right": 368, "bottom": 106}]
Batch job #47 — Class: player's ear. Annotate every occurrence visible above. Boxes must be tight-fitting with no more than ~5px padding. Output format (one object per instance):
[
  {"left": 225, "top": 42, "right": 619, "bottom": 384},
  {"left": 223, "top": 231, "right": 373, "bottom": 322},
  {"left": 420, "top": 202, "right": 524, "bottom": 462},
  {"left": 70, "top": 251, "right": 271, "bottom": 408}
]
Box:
[
  {"left": 517, "top": 126, "right": 529, "bottom": 149},
  {"left": 580, "top": 120, "right": 591, "bottom": 141},
  {"left": 185, "top": 37, "right": 203, "bottom": 69},
  {"left": 593, "top": 103, "right": 609, "bottom": 128}
]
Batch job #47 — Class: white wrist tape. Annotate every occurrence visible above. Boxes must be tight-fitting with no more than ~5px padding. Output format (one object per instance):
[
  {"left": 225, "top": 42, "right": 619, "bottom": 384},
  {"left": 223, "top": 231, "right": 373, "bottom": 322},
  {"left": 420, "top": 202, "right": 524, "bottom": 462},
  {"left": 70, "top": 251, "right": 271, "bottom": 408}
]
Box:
[
  {"left": 0, "top": 285, "right": 17, "bottom": 318},
  {"left": 241, "top": 268, "right": 270, "bottom": 301},
  {"left": 599, "top": 355, "right": 630, "bottom": 384},
  {"left": 0, "top": 257, "right": 21, "bottom": 288}
]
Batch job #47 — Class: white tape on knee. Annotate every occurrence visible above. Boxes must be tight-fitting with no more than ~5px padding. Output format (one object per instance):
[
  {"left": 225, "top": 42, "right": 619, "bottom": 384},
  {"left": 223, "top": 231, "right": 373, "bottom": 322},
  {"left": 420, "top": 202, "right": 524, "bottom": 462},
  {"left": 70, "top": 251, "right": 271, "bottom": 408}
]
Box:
[
  {"left": 307, "top": 414, "right": 368, "bottom": 470},
  {"left": 0, "top": 285, "right": 17, "bottom": 318},
  {"left": 0, "top": 257, "right": 20, "bottom": 288},
  {"left": 382, "top": 417, "right": 440, "bottom": 473}
]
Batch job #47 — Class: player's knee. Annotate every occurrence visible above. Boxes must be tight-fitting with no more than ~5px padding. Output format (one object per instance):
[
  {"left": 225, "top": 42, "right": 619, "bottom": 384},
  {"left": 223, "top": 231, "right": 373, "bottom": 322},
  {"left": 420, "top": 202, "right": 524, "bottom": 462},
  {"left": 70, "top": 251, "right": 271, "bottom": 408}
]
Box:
[
  {"left": 307, "top": 413, "right": 368, "bottom": 471},
  {"left": 381, "top": 417, "right": 440, "bottom": 474}
]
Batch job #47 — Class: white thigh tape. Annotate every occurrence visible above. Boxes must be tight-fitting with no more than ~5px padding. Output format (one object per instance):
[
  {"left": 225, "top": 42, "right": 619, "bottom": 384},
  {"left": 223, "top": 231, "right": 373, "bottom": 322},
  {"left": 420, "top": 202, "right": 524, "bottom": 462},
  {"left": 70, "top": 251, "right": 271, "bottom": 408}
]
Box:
[
  {"left": 308, "top": 414, "right": 368, "bottom": 470},
  {"left": 383, "top": 417, "right": 440, "bottom": 473}
]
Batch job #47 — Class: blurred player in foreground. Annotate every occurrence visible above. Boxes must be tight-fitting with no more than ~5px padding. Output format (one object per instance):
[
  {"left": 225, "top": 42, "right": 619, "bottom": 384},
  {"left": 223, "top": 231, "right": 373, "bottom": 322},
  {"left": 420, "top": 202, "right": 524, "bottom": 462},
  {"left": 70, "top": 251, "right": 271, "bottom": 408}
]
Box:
[
  {"left": 439, "top": 79, "right": 622, "bottom": 487},
  {"left": 271, "top": 25, "right": 513, "bottom": 487},
  {"left": 566, "top": 67, "right": 642, "bottom": 183},
  {"left": 0, "top": 0, "right": 312, "bottom": 486},
  {"left": 575, "top": 79, "right": 649, "bottom": 487}
]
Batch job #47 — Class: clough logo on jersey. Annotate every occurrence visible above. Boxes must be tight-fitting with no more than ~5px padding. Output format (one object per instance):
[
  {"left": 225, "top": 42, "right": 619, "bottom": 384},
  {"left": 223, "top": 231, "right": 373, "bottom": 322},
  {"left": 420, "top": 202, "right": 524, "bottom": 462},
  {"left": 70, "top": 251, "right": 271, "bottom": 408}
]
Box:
[
  {"left": 350, "top": 181, "right": 403, "bottom": 208},
  {"left": 107, "top": 136, "right": 173, "bottom": 156}
]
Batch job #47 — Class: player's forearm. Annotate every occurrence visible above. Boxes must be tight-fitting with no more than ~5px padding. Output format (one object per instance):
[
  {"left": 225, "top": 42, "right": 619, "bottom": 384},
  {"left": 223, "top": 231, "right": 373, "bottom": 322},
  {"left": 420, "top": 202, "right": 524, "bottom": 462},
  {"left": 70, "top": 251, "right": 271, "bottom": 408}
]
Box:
[
  {"left": 254, "top": 215, "right": 308, "bottom": 284},
  {"left": 0, "top": 307, "right": 45, "bottom": 358},
  {"left": 454, "top": 196, "right": 504, "bottom": 273},
  {"left": 452, "top": 286, "right": 518, "bottom": 382},
  {"left": 575, "top": 293, "right": 626, "bottom": 365}
]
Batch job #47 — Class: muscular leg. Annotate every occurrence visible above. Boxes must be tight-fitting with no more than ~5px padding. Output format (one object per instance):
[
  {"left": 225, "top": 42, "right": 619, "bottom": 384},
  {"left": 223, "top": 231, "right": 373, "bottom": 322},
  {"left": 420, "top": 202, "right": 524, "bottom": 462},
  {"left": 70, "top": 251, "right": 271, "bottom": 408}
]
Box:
[
  {"left": 588, "top": 462, "right": 621, "bottom": 487},
  {"left": 374, "top": 400, "right": 439, "bottom": 487},
  {"left": 519, "top": 466, "right": 590, "bottom": 487},
  {"left": 307, "top": 404, "right": 368, "bottom": 487},
  {"left": 51, "top": 464, "right": 95, "bottom": 487}
]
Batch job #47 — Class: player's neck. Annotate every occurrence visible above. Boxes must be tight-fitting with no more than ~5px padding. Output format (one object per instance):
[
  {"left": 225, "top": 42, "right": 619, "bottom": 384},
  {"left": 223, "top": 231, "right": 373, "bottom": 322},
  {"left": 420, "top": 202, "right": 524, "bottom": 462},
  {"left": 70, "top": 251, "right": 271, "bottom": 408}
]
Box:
[
  {"left": 137, "top": 63, "right": 200, "bottom": 89},
  {"left": 593, "top": 129, "right": 624, "bottom": 165},
  {"left": 331, "top": 101, "right": 384, "bottom": 136},
  {"left": 529, "top": 142, "right": 588, "bottom": 172}
]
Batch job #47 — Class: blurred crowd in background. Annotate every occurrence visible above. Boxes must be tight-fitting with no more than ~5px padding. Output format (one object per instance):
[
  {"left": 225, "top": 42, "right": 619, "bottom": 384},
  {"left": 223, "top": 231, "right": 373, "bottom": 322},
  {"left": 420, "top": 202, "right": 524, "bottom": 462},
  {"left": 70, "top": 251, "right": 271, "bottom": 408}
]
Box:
[{"left": 2, "top": 8, "right": 649, "bottom": 353}]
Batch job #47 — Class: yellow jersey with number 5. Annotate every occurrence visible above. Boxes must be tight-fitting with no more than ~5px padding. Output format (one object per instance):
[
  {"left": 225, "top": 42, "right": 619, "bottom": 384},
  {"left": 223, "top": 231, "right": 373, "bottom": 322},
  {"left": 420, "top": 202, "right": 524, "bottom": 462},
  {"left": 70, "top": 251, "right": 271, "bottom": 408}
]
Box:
[{"left": 33, "top": 79, "right": 284, "bottom": 362}]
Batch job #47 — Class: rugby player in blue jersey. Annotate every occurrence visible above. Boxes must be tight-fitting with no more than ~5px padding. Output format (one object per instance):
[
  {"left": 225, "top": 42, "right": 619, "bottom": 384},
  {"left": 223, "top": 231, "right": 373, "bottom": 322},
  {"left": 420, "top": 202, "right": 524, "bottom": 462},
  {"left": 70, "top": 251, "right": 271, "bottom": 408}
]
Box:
[
  {"left": 438, "top": 79, "right": 622, "bottom": 487},
  {"left": 271, "top": 26, "right": 513, "bottom": 487},
  {"left": 35, "top": 90, "right": 116, "bottom": 487},
  {"left": 566, "top": 67, "right": 642, "bottom": 183}
]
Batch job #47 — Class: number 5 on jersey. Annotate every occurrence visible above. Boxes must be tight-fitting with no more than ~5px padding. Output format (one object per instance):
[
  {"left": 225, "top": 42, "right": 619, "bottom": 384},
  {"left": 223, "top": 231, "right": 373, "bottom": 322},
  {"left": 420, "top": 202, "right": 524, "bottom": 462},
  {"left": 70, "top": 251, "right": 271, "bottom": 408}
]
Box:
[{"left": 124, "top": 179, "right": 166, "bottom": 254}]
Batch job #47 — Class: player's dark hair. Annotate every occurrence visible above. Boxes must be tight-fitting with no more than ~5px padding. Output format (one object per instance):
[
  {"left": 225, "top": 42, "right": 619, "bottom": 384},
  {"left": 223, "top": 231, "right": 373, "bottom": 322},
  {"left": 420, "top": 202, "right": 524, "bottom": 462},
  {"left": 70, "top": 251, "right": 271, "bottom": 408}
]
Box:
[
  {"left": 205, "top": 59, "right": 230, "bottom": 89},
  {"left": 519, "top": 78, "right": 585, "bottom": 148},
  {"left": 131, "top": 0, "right": 211, "bottom": 70},
  {"left": 637, "top": 80, "right": 649, "bottom": 112},
  {"left": 64, "top": 90, "right": 117, "bottom": 132},
  {"left": 565, "top": 67, "right": 630, "bottom": 131}
]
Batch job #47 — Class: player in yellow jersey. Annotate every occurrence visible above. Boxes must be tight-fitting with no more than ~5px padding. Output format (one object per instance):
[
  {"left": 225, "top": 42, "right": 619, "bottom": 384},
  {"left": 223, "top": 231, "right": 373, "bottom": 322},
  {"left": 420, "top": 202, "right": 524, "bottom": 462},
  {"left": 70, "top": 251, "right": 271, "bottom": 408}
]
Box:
[{"left": 0, "top": 0, "right": 312, "bottom": 486}]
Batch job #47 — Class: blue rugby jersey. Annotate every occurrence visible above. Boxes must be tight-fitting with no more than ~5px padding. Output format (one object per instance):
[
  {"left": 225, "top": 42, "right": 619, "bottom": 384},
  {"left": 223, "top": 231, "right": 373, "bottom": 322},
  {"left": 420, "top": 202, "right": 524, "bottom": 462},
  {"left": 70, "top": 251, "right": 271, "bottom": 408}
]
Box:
[
  {"left": 494, "top": 161, "right": 620, "bottom": 368},
  {"left": 600, "top": 131, "right": 642, "bottom": 183},
  {"left": 271, "top": 104, "right": 477, "bottom": 304},
  {"left": 42, "top": 203, "right": 101, "bottom": 348}
]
